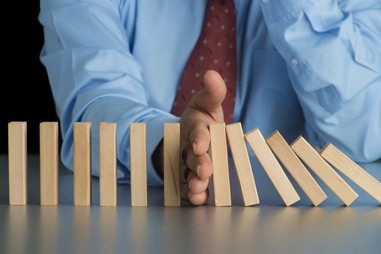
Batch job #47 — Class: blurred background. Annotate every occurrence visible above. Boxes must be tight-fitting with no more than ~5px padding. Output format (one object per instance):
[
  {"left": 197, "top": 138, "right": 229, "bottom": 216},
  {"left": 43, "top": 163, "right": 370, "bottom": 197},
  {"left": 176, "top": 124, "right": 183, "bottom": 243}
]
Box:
[{"left": 2, "top": 1, "right": 60, "bottom": 154}]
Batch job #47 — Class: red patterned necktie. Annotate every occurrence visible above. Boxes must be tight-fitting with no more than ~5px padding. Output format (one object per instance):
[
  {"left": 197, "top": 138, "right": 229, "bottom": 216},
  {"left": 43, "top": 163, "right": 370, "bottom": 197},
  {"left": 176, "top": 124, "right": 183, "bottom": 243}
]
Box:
[{"left": 171, "top": 0, "right": 237, "bottom": 124}]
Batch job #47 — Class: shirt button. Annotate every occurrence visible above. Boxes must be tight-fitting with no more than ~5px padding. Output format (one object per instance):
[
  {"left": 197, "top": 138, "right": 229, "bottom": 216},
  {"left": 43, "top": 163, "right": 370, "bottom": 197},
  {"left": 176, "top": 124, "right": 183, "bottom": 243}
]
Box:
[
  {"left": 291, "top": 58, "right": 299, "bottom": 66},
  {"left": 262, "top": 0, "right": 270, "bottom": 3}
]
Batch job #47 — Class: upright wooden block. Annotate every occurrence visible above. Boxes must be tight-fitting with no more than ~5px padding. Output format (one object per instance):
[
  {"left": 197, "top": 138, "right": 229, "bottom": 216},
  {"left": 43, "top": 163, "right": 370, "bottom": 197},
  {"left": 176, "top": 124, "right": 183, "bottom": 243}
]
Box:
[
  {"left": 321, "top": 143, "right": 381, "bottom": 203},
  {"left": 40, "top": 122, "right": 59, "bottom": 205},
  {"left": 99, "top": 123, "right": 117, "bottom": 207},
  {"left": 266, "top": 130, "right": 327, "bottom": 206},
  {"left": 209, "top": 123, "right": 231, "bottom": 207},
  {"left": 226, "top": 123, "right": 259, "bottom": 206},
  {"left": 73, "top": 122, "right": 92, "bottom": 206},
  {"left": 130, "top": 123, "right": 147, "bottom": 206},
  {"left": 290, "top": 136, "right": 358, "bottom": 206},
  {"left": 164, "top": 123, "right": 181, "bottom": 206},
  {"left": 8, "top": 122, "right": 27, "bottom": 205},
  {"left": 245, "top": 128, "right": 300, "bottom": 206}
]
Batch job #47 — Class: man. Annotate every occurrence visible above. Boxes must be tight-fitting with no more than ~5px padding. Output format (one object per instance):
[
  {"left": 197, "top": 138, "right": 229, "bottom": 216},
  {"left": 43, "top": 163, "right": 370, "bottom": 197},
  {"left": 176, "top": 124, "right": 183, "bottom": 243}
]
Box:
[{"left": 39, "top": 0, "right": 381, "bottom": 205}]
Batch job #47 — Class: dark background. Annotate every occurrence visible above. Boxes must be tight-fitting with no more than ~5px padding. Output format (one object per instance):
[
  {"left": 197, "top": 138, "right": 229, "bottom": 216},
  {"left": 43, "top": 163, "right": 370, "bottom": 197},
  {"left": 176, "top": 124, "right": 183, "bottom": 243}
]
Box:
[{"left": 2, "top": 1, "right": 60, "bottom": 154}]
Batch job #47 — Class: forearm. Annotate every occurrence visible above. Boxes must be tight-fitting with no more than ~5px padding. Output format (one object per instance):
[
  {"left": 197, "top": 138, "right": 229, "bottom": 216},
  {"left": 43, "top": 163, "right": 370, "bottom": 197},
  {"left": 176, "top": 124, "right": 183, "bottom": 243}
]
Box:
[
  {"left": 39, "top": 0, "right": 179, "bottom": 184},
  {"left": 260, "top": 0, "right": 381, "bottom": 162},
  {"left": 79, "top": 97, "right": 177, "bottom": 185},
  {"left": 261, "top": 0, "right": 381, "bottom": 99}
]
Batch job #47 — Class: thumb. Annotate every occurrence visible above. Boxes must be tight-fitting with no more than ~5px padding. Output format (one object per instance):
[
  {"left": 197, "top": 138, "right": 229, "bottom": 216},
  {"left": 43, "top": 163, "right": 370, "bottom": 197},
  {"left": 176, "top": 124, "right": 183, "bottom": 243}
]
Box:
[{"left": 190, "top": 70, "right": 227, "bottom": 121}]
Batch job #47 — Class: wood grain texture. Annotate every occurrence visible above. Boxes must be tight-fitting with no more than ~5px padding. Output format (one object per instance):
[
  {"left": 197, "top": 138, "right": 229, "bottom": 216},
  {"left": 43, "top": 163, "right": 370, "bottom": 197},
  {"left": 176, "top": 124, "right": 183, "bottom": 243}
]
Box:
[
  {"left": 130, "top": 123, "right": 147, "bottom": 206},
  {"left": 266, "top": 130, "right": 327, "bottom": 206},
  {"left": 40, "top": 122, "right": 59, "bottom": 205},
  {"left": 164, "top": 123, "right": 181, "bottom": 206},
  {"left": 320, "top": 143, "right": 381, "bottom": 203},
  {"left": 209, "top": 123, "right": 231, "bottom": 207},
  {"left": 226, "top": 123, "right": 259, "bottom": 206},
  {"left": 245, "top": 128, "right": 300, "bottom": 206},
  {"left": 8, "top": 122, "right": 27, "bottom": 205},
  {"left": 291, "top": 136, "right": 358, "bottom": 206},
  {"left": 99, "top": 123, "right": 117, "bottom": 207},
  {"left": 73, "top": 122, "right": 92, "bottom": 206}
]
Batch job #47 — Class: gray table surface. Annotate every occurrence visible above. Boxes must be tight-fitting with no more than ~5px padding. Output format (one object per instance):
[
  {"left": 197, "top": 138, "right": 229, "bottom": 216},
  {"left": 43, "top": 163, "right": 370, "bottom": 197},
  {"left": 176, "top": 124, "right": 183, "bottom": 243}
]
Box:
[{"left": 0, "top": 155, "right": 380, "bottom": 254}]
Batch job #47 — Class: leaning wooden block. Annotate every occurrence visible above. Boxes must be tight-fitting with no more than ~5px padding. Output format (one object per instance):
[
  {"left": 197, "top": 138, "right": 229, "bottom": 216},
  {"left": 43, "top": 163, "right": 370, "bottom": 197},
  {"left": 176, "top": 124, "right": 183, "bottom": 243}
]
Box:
[
  {"left": 290, "top": 136, "right": 358, "bottom": 206},
  {"left": 99, "top": 123, "right": 117, "bottom": 207},
  {"left": 73, "top": 122, "right": 92, "bottom": 206},
  {"left": 226, "top": 123, "right": 259, "bottom": 206},
  {"left": 8, "top": 122, "right": 28, "bottom": 205},
  {"left": 164, "top": 123, "right": 181, "bottom": 206},
  {"left": 209, "top": 123, "right": 231, "bottom": 207},
  {"left": 130, "top": 123, "right": 147, "bottom": 206},
  {"left": 40, "top": 122, "right": 59, "bottom": 206},
  {"left": 245, "top": 128, "right": 300, "bottom": 206},
  {"left": 320, "top": 143, "right": 381, "bottom": 203},
  {"left": 266, "top": 130, "right": 327, "bottom": 206}
]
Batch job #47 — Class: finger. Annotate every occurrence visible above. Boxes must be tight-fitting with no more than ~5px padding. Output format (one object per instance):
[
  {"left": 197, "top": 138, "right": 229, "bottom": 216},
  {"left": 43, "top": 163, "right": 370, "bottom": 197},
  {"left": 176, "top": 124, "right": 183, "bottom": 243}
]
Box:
[
  {"left": 180, "top": 182, "right": 210, "bottom": 206},
  {"left": 188, "top": 189, "right": 209, "bottom": 205},
  {"left": 189, "top": 70, "right": 227, "bottom": 121},
  {"left": 182, "top": 145, "right": 213, "bottom": 180},
  {"left": 187, "top": 171, "right": 209, "bottom": 194},
  {"left": 188, "top": 121, "right": 210, "bottom": 156},
  {"left": 180, "top": 114, "right": 211, "bottom": 156}
]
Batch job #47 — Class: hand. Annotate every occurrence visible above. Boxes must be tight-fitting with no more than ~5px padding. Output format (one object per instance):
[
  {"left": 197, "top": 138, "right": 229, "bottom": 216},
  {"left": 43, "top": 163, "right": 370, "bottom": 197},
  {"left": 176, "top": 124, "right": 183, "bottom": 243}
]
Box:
[
  {"left": 179, "top": 70, "right": 227, "bottom": 205},
  {"left": 151, "top": 70, "right": 227, "bottom": 205}
]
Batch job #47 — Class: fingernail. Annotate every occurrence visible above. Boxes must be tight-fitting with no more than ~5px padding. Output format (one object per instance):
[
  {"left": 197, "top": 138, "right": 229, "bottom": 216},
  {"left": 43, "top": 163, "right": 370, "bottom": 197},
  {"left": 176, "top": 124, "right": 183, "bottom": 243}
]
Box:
[
  {"left": 196, "top": 164, "right": 201, "bottom": 177},
  {"left": 189, "top": 178, "right": 194, "bottom": 189},
  {"left": 192, "top": 142, "right": 197, "bottom": 153}
]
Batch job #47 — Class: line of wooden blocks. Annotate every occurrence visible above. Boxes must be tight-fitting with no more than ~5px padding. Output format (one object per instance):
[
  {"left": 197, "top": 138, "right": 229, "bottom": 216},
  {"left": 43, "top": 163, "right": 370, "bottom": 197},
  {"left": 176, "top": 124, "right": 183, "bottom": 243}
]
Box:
[{"left": 7, "top": 121, "right": 381, "bottom": 207}]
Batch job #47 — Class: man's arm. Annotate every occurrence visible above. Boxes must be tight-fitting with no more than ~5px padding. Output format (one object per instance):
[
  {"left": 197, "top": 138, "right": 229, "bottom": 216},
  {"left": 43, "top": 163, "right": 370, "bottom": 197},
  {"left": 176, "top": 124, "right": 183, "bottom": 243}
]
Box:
[
  {"left": 260, "top": 0, "right": 381, "bottom": 162},
  {"left": 39, "top": 0, "right": 178, "bottom": 185}
]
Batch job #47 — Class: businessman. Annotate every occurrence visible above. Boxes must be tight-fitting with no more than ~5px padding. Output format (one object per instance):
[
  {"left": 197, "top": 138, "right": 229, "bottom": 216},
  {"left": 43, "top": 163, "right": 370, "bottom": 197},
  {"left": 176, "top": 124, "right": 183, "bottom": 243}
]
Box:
[{"left": 39, "top": 0, "right": 381, "bottom": 205}]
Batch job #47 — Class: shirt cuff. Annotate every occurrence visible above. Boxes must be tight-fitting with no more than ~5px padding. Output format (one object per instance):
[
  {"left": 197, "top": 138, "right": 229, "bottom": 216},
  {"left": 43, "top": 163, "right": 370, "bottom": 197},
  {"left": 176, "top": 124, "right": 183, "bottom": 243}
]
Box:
[{"left": 143, "top": 115, "right": 180, "bottom": 186}]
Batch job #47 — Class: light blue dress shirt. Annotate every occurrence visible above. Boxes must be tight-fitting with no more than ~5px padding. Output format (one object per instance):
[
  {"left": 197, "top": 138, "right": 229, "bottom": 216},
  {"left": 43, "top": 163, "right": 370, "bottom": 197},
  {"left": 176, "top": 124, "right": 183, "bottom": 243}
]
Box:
[{"left": 39, "top": 0, "right": 381, "bottom": 185}]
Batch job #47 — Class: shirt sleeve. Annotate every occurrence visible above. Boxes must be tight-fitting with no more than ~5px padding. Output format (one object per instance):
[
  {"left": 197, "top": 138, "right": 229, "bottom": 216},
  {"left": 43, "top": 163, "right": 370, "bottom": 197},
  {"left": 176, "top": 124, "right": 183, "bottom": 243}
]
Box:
[
  {"left": 39, "top": 0, "right": 178, "bottom": 185},
  {"left": 260, "top": 0, "right": 381, "bottom": 162}
]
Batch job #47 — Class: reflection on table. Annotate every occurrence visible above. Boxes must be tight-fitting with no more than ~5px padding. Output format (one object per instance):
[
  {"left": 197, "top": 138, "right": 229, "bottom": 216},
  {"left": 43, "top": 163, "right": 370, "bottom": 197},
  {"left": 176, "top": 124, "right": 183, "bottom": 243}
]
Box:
[{"left": 0, "top": 156, "right": 380, "bottom": 254}]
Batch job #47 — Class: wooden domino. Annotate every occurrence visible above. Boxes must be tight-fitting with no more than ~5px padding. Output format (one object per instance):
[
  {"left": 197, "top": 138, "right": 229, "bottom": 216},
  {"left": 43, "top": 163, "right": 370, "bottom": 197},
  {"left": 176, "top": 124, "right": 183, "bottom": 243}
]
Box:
[
  {"left": 99, "top": 123, "right": 117, "bottom": 207},
  {"left": 73, "top": 122, "right": 92, "bottom": 206},
  {"left": 226, "top": 123, "right": 259, "bottom": 206},
  {"left": 40, "top": 122, "right": 59, "bottom": 206},
  {"left": 245, "top": 128, "right": 300, "bottom": 206},
  {"left": 6, "top": 121, "right": 381, "bottom": 208},
  {"left": 130, "top": 123, "right": 147, "bottom": 206},
  {"left": 164, "top": 123, "right": 181, "bottom": 206},
  {"left": 320, "top": 143, "right": 381, "bottom": 203},
  {"left": 209, "top": 123, "right": 231, "bottom": 207},
  {"left": 8, "top": 122, "right": 28, "bottom": 205},
  {"left": 266, "top": 130, "right": 327, "bottom": 206},
  {"left": 291, "top": 136, "right": 358, "bottom": 206}
]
